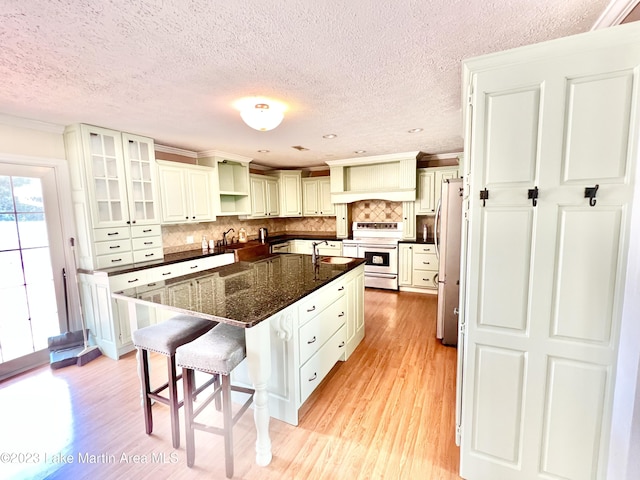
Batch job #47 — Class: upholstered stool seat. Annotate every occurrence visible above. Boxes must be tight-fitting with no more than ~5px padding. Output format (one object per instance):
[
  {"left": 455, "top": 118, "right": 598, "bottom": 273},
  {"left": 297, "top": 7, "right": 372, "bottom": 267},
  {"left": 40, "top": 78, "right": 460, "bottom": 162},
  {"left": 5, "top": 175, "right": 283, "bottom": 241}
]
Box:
[
  {"left": 176, "top": 322, "right": 255, "bottom": 479},
  {"left": 132, "top": 314, "right": 216, "bottom": 448}
]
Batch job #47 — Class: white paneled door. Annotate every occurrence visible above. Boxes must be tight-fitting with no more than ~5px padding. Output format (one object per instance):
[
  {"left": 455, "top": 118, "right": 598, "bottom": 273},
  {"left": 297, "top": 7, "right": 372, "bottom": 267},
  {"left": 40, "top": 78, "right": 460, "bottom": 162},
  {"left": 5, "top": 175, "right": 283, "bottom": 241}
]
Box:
[{"left": 460, "top": 24, "right": 640, "bottom": 480}]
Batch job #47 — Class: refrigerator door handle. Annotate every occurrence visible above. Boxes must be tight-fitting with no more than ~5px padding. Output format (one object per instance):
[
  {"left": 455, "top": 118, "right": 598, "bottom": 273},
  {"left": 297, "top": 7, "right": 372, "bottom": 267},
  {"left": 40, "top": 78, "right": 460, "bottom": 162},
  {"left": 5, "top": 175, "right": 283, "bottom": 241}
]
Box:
[{"left": 434, "top": 198, "right": 442, "bottom": 260}]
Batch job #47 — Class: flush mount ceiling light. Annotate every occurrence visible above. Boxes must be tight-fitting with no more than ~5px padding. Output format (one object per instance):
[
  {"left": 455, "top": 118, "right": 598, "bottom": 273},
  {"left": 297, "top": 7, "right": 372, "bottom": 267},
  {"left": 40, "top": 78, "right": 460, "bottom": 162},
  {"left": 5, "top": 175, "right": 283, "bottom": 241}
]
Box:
[
  {"left": 323, "top": 134, "right": 337, "bottom": 139},
  {"left": 235, "top": 97, "right": 286, "bottom": 131},
  {"left": 408, "top": 128, "right": 423, "bottom": 133},
  {"left": 354, "top": 150, "right": 366, "bottom": 154}
]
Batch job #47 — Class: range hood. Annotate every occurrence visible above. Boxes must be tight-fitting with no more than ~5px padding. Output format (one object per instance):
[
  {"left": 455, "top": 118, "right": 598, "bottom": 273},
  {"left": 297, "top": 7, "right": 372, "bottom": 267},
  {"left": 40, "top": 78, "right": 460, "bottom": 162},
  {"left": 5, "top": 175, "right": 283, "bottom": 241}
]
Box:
[{"left": 326, "top": 152, "right": 417, "bottom": 203}]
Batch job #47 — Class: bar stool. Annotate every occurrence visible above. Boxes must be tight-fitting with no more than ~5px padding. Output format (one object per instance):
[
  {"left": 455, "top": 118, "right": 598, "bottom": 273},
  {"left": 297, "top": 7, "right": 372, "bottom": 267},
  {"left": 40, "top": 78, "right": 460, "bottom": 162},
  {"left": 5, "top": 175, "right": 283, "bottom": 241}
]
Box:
[
  {"left": 176, "top": 322, "right": 255, "bottom": 479},
  {"left": 132, "top": 314, "right": 216, "bottom": 449}
]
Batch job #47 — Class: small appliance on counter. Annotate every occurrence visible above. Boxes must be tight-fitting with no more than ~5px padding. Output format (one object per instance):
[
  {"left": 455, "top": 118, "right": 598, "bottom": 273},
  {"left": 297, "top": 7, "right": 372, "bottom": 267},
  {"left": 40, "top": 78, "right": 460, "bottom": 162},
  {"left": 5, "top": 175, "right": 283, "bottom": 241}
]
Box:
[{"left": 259, "top": 227, "right": 268, "bottom": 242}]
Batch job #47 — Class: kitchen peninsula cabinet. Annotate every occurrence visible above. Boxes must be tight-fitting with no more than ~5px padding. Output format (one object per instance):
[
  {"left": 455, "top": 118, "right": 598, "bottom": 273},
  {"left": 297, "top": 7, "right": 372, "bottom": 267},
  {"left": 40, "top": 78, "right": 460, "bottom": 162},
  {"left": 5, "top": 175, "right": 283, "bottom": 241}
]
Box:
[
  {"left": 64, "top": 124, "right": 163, "bottom": 271},
  {"left": 156, "top": 160, "right": 216, "bottom": 223},
  {"left": 81, "top": 252, "right": 235, "bottom": 359},
  {"left": 113, "top": 255, "right": 366, "bottom": 466}
]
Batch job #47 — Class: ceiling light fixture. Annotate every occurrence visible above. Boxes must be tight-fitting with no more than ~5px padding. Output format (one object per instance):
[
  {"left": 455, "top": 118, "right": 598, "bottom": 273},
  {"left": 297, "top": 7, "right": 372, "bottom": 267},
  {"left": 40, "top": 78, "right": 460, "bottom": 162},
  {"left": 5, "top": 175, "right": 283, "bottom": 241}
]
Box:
[
  {"left": 235, "top": 97, "right": 286, "bottom": 131},
  {"left": 408, "top": 128, "right": 423, "bottom": 133},
  {"left": 257, "top": 149, "right": 270, "bottom": 153},
  {"left": 354, "top": 150, "right": 366, "bottom": 154},
  {"left": 323, "top": 134, "right": 337, "bottom": 139}
]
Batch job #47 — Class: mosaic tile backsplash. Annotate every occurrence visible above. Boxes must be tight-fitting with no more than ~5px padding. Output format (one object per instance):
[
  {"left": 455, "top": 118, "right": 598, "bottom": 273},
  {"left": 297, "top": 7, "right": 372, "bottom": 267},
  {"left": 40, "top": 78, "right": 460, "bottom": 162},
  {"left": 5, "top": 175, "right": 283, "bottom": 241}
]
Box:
[
  {"left": 351, "top": 200, "right": 403, "bottom": 222},
  {"left": 162, "top": 200, "right": 406, "bottom": 253}
]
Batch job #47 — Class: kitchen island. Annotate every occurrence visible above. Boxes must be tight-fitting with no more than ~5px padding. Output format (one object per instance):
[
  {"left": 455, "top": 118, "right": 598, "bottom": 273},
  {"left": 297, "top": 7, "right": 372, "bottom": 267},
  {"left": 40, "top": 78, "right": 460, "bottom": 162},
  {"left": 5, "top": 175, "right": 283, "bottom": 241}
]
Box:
[{"left": 112, "top": 253, "right": 365, "bottom": 467}]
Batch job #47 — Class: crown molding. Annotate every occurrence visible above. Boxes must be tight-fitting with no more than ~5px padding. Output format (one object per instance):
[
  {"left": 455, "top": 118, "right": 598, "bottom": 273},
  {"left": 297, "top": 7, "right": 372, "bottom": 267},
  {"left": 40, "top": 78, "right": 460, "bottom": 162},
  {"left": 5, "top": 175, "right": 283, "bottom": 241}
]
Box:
[
  {"left": 197, "top": 149, "right": 253, "bottom": 163},
  {"left": 154, "top": 144, "right": 198, "bottom": 158},
  {"left": 0, "top": 113, "right": 64, "bottom": 134},
  {"left": 325, "top": 151, "right": 419, "bottom": 167},
  {"left": 592, "top": 0, "right": 639, "bottom": 30}
]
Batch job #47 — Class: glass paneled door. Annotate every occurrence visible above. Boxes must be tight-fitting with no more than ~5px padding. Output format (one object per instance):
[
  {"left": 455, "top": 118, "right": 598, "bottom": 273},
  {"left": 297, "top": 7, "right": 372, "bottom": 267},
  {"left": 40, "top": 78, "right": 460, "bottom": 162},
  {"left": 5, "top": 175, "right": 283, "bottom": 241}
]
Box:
[{"left": 0, "top": 163, "right": 66, "bottom": 380}]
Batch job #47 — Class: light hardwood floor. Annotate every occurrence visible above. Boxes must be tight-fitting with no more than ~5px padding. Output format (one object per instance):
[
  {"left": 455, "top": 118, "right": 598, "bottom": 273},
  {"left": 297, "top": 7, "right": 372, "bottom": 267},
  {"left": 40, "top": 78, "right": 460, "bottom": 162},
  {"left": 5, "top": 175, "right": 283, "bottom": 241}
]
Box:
[{"left": 0, "top": 290, "right": 461, "bottom": 480}]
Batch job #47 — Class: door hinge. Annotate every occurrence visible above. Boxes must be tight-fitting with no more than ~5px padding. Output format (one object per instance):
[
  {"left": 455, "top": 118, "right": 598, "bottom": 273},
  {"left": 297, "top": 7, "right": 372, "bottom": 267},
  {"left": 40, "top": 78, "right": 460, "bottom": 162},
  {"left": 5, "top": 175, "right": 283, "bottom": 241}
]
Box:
[
  {"left": 480, "top": 188, "right": 489, "bottom": 207},
  {"left": 456, "top": 424, "right": 462, "bottom": 446}
]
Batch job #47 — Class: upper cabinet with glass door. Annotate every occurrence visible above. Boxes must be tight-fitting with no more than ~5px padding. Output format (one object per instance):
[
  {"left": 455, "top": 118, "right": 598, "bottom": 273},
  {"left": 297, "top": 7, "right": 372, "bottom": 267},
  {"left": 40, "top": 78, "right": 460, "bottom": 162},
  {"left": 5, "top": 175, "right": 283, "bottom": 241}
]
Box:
[{"left": 69, "top": 125, "right": 160, "bottom": 228}]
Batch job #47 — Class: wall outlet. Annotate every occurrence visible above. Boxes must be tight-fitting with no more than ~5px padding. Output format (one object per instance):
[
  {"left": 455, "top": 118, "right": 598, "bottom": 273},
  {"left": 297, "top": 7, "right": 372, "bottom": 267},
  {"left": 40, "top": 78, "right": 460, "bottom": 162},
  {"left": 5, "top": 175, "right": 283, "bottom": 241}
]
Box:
[{"left": 186, "top": 236, "right": 194, "bottom": 244}]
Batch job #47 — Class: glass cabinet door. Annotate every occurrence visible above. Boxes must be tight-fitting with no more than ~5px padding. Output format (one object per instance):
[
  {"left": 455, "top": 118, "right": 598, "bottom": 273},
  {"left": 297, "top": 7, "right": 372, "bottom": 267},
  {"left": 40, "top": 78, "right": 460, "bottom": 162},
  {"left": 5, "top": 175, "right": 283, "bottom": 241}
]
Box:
[
  {"left": 84, "top": 126, "right": 129, "bottom": 227},
  {"left": 122, "top": 133, "right": 159, "bottom": 225}
]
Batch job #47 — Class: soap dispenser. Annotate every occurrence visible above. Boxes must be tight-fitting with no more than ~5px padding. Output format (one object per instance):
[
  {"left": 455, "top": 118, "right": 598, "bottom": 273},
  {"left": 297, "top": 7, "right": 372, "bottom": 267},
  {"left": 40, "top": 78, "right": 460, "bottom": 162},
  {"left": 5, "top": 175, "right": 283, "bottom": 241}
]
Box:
[
  {"left": 201, "top": 235, "right": 208, "bottom": 252},
  {"left": 238, "top": 228, "right": 247, "bottom": 243}
]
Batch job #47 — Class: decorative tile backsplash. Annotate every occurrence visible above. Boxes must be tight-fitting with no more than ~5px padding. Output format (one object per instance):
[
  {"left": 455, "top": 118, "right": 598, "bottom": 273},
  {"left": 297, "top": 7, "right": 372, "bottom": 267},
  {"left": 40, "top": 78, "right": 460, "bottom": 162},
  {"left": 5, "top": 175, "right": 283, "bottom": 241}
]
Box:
[
  {"left": 351, "top": 200, "right": 402, "bottom": 222},
  {"left": 162, "top": 201, "right": 406, "bottom": 254}
]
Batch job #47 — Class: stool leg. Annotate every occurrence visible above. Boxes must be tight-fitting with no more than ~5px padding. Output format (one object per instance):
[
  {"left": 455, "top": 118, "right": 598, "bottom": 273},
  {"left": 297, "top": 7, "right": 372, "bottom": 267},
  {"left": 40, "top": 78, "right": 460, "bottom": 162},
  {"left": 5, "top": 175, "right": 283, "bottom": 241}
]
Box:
[
  {"left": 222, "top": 374, "right": 234, "bottom": 479},
  {"left": 139, "top": 348, "right": 153, "bottom": 435},
  {"left": 167, "top": 354, "right": 180, "bottom": 449},
  {"left": 182, "top": 368, "right": 196, "bottom": 468},
  {"left": 214, "top": 374, "right": 222, "bottom": 411}
]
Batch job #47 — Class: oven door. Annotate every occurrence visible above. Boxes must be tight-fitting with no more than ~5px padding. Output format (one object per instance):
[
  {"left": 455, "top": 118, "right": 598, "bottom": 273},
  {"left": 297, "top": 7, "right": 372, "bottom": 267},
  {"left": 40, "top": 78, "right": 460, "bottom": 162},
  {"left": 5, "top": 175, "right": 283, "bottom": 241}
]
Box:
[{"left": 358, "top": 244, "right": 398, "bottom": 274}]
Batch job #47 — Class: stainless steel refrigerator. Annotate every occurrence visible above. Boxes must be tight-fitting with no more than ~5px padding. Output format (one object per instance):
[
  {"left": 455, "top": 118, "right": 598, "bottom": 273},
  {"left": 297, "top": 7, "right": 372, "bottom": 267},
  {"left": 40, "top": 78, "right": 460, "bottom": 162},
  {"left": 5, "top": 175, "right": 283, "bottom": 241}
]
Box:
[{"left": 435, "top": 178, "right": 463, "bottom": 346}]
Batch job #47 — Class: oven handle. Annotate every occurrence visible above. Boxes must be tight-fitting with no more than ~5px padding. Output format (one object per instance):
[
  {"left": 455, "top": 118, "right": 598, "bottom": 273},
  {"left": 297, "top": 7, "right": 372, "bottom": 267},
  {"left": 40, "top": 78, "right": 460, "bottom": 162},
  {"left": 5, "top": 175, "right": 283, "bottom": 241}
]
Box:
[
  {"left": 364, "top": 272, "right": 398, "bottom": 279},
  {"left": 359, "top": 245, "right": 398, "bottom": 250}
]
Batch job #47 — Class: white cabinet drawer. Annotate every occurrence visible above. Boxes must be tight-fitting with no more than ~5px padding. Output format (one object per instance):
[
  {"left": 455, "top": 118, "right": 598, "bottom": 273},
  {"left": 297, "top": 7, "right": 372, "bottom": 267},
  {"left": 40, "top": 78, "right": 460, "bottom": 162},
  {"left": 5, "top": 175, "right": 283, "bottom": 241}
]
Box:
[
  {"left": 413, "top": 252, "right": 438, "bottom": 271},
  {"left": 299, "top": 296, "right": 346, "bottom": 364},
  {"left": 145, "top": 263, "right": 187, "bottom": 282},
  {"left": 96, "top": 251, "right": 134, "bottom": 270},
  {"left": 94, "top": 239, "right": 132, "bottom": 256},
  {"left": 414, "top": 244, "right": 436, "bottom": 254},
  {"left": 93, "top": 227, "right": 131, "bottom": 242},
  {"left": 412, "top": 270, "right": 438, "bottom": 289},
  {"left": 109, "top": 270, "right": 149, "bottom": 291},
  {"left": 299, "top": 325, "right": 346, "bottom": 404},
  {"left": 132, "top": 236, "right": 162, "bottom": 250},
  {"left": 298, "top": 280, "right": 346, "bottom": 326},
  {"left": 131, "top": 224, "right": 161, "bottom": 238},
  {"left": 133, "top": 247, "right": 164, "bottom": 263}
]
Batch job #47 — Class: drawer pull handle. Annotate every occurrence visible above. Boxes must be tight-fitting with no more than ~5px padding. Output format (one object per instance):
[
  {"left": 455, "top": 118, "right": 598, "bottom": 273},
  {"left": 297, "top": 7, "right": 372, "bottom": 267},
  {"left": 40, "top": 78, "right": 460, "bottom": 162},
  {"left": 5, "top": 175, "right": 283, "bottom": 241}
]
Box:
[
  {"left": 307, "top": 336, "right": 316, "bottom": 344},
  {"left": 148, "top": 283, "right": 156, "bottom": 287},
  {"left": 107, "top": 232, "right": 119, "bottom": 236},
  {"left": 308, "top": 372, "right": 317, "bottom": 382},
  {"left": 128, "top": 278, "right": 139, "bottom": 283},
  {"left": 143, "top": 229, "right": 152, "bottom": 233},
  {"left": 190, "top": 265, "right": 198, "bottom": 269},
  {"left": 111, "top": 258, "right": 123, "bottom": 263},
  {"left": 144, "top": 241, "right": 153, "bottom": 245},
  {"left": 307, "top": 306, "right": 316, "bottom": 312},
  {"left": 109, "top": 245, "right": 121, "bottom": 249},
  {"left": 339, "top": 341, "right": 345, "bottom": 348},
  {"left": 145, "top": 253, "right": 154, "bottom": 257},
  {"left": 423, "top": 261, "right": 430, "bottom": 265},
  {"left": 338, "top": 286, "right": 345, "bottom": 291},
  {"left": 162, "top": 272, "right": 172, "bottom": 276},
  {"left": 338, "top": 312, "right": 345, "bottom": 317}
]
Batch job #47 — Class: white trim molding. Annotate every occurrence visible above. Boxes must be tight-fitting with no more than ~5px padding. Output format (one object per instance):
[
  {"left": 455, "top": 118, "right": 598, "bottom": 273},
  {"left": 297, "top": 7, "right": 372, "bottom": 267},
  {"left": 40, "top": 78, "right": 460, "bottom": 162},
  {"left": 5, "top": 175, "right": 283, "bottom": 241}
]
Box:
[
  {"left": 154, "top": 144, "right": 198, "bottom": 158},
  {"left": 592, "top": 0, "right": 640, "bottom": 30},
  {"left": 0, "top": 113, "right": 64, "bottom": 134}
]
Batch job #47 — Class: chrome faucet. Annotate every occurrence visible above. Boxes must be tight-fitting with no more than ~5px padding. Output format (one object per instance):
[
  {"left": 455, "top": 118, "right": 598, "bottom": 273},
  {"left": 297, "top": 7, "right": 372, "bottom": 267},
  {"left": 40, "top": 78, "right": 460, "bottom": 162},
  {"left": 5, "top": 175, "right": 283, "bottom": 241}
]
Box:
[
  {"left": 222, "top": 228, "right": 235, "bottom": 246},
  {"left": 311, "top": 240, "right": 328, "bottom": 266}
]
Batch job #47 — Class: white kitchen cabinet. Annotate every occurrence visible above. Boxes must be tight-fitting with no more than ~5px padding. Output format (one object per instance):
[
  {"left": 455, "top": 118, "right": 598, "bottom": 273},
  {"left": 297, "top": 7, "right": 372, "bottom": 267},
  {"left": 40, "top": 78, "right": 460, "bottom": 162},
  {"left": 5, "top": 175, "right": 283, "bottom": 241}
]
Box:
[
  {"left": 402, "top": 201, "right": 416, "bottom": 240},
  {"left": 231, "top": 264, "right": 364, "bottom": 426},
  {"left": 273, "top": 170, "right": 303, "bottom": 217},
  {"left": 335, "top": 203, "right": 350, "bottom": 238},
  {"left": 249, "top": 174, "right": 280, "bottom": 218},
  {"left": 399, "top": 243, "right": 438, "bottom": 292},
  {"left": 196, "top": 154, "right": 252, "bottom": 216},
  {"left": 415, "top": 166, "right": 459, "bottom": 215},
  {"left": 82, "top": 252, "right": 235, "bottom": 359},
  {"left": 416, "top": 169, "right": 436, "bottom": 214},
  {"left": 156, "top": 160, "right": 216, "bottom": 224},
  {"left": 64, "top": 124, "right": 163, "bottom": 271},
  {"left": 289, "top": 239, "right": 342, "bottom": 256},
  {"left": 302, "top": 177, "right": 334, "bottom": 216}
]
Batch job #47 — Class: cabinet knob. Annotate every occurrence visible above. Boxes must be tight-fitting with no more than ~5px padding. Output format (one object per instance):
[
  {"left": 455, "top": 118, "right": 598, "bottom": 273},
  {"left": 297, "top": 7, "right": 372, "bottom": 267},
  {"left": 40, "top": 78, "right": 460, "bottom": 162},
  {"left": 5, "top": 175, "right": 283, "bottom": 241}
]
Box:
[
  {"left": 192, "top": 216, "right": 196, "bottom": 219},
  {"left": 132, "top": 220, "right": 136, "bottom": 224}
]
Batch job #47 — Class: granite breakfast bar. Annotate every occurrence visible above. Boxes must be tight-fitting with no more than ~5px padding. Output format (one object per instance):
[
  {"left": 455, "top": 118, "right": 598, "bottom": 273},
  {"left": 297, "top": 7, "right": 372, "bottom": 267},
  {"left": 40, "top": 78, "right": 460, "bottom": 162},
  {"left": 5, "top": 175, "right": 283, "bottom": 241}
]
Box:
[{"left": 112, "top": 253, "right": 366, "bottom": 467}]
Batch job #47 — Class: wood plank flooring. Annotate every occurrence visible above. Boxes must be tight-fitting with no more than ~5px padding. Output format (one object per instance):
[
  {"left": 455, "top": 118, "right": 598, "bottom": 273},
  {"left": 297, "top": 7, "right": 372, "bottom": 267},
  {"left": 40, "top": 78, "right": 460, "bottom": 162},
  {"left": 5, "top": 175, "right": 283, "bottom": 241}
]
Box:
[{"left": 0, "top": 289, "right": 461, "bottom": 480}]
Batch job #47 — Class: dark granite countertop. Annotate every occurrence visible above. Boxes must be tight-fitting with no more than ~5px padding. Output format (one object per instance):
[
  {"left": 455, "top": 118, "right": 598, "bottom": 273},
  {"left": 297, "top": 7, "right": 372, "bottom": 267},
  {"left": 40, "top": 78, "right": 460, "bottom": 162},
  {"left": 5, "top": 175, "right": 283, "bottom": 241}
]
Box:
[
  {"left": 267, "top": 233, "right": 344, "bottom": 244},
  {"left": 112, "top": 254, "right": 366, "bottom": 328}
]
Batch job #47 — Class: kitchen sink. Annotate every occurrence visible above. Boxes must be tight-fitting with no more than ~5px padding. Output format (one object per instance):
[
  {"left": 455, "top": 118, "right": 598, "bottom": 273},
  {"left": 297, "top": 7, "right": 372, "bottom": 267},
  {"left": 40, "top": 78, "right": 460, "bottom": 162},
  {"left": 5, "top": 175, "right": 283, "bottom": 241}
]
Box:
[{"left": 320, "top": 256, "right": 354, "bottom": 265}]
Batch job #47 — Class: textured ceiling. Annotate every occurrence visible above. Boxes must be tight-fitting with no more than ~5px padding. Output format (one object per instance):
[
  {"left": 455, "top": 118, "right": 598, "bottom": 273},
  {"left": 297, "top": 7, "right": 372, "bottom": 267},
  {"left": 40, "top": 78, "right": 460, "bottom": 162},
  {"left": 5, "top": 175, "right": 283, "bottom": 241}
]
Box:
[{"left": 0, "top": 0, "right": 612, "bottom": 167}]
